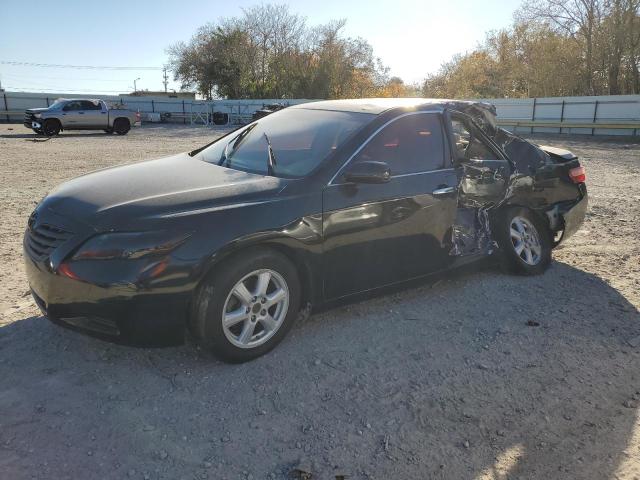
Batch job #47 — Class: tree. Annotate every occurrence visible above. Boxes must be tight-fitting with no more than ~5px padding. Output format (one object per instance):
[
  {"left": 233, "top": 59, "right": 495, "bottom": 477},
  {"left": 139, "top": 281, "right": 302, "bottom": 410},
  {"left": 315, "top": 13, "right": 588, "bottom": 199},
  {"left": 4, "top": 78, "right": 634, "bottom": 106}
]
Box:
[
  {"left": 167, "top": 5, "right": 390, "bottom": 99},
  {"left": 423, "top": 0, "right": 640, "bottom": 98}
]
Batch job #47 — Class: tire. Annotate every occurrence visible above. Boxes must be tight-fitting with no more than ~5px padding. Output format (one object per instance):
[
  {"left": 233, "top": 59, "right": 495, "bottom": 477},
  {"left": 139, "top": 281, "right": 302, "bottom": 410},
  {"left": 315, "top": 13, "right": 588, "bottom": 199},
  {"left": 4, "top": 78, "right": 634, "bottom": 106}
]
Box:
[
  {"left": 33, "top": 129, "right": 44, "bottom": 135},
  {"left": 113, "top": 118, "right": 130, "bottom": 135},
  {"left": 42, "top": 119, "right": 61, "bottom": 136},
  {"left": 190, "top": 249, "right": 301, "bottom": 363},
  {"left": 494, "top": 207, "right": 552, "bottom": 275}
]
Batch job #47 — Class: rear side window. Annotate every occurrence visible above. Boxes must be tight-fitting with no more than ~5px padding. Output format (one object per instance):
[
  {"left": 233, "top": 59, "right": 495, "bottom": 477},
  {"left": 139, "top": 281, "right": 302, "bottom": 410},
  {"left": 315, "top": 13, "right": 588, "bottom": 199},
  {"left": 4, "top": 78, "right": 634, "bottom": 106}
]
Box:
[
  {"left": 451, "top": 118, "right": 499, "bottom": 161},
  {"left": 80, "top": 100, "right": 102, "bottom": 110},
  {"left": 353, "top": 113, "right": 445, "bottom": 175}
]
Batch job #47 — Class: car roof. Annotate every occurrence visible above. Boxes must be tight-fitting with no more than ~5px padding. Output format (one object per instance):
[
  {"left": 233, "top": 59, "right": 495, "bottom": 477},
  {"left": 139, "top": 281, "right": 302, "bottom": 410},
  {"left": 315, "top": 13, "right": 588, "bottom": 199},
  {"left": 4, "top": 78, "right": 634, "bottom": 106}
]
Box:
[
  {"left": 58, "top": 98, "right": 102, "bottom": 102},
  {"left": 290, "top": 98, "right": 484, "bottom": 115}
]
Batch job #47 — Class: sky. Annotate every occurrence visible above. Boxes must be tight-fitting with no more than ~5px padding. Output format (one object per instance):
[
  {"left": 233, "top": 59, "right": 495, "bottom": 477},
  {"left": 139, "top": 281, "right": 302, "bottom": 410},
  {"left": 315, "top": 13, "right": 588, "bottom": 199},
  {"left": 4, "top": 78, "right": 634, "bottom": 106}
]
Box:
[{"left": 0, "top": 0, "right": 523, "bottom": 95}]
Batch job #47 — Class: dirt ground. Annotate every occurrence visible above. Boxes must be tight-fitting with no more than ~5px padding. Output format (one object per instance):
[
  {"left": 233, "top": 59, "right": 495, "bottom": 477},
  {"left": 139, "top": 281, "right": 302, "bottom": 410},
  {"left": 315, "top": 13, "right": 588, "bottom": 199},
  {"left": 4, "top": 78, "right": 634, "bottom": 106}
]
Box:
[{"left": 0, "top": 124, "right": 639, "bottom": 480}]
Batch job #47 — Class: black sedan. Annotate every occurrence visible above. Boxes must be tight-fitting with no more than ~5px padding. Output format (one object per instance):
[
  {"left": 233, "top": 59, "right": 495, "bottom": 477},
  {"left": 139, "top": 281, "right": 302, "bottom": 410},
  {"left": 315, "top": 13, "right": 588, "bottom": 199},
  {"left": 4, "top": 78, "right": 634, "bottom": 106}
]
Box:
[{"left": 24, "top": 98, "right": 588, "bottom": 362}]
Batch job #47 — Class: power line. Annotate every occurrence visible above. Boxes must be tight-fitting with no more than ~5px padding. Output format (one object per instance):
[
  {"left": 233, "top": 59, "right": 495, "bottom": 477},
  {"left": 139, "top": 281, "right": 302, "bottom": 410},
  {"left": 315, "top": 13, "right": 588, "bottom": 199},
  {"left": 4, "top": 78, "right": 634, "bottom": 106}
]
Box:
[
  {"left": 1, "top": 61, "right": 163, "bottom": 71},
  {"left": 1, "top": 73, "right": 130, "bottom": 82},
  {"left": 3, "top": 86, "right": 130, "bottom": 93}
]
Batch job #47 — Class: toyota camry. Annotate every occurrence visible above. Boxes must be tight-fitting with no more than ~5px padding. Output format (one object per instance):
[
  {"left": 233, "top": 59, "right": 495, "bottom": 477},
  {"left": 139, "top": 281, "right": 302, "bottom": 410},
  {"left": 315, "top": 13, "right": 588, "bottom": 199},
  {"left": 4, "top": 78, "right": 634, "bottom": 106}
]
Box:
[{"left": 24, "top": 98, "right": 587, "bottom": 362}]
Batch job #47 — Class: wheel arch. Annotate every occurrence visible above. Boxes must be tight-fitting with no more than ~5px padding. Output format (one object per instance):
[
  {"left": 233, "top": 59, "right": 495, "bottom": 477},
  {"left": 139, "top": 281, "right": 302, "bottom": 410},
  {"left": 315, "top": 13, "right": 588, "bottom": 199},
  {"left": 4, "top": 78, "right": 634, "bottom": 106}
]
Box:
[
  {"left": 43, "top": 117, "right": 62, "bottom": 131},
  {"left": 113, "top": 116, "right": 131, "bottom": 127},
  {"left": 494, "top": 201, "right": 553, "bottom": 232},
  {"left": 192, "top": 237, "right": 319, "bottom": 315}
]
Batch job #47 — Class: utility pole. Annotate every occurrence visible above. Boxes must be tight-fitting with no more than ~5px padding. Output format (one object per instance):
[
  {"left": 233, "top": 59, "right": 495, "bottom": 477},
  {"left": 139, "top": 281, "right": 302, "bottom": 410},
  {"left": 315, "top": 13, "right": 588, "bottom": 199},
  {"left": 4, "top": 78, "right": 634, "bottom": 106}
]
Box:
[
  {"left": 162, "top": 67, "right": 169, "bottom": 93},
  {"left": 133, "top": 77, "right": 140, "bottom": 94}
]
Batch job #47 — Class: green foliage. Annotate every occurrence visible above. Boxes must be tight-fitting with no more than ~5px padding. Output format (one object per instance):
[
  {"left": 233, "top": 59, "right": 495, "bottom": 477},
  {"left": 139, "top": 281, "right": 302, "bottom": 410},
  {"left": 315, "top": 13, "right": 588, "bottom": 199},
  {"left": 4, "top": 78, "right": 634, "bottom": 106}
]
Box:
[{"left": 167, "top": 5, "right": 413, "bottom": 100}]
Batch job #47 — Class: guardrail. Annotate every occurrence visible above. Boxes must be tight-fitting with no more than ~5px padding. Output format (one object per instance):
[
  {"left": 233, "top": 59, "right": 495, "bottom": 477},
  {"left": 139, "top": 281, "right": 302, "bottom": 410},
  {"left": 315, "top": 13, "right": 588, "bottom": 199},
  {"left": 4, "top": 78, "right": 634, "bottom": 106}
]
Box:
[{"left": 497, "top": 119, "right": 640, "bottom": 135}]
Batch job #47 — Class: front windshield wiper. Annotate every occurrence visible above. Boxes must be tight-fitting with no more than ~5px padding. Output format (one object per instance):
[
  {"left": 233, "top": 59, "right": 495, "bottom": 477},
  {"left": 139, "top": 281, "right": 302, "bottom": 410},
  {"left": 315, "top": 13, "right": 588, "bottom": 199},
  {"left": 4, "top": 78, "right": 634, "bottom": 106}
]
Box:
[
  {"left": 263, "top": 132, "right": 277, "bottom": 176},
  {"left": 218, "top": 123, "right": 258, "bottom": 166}
]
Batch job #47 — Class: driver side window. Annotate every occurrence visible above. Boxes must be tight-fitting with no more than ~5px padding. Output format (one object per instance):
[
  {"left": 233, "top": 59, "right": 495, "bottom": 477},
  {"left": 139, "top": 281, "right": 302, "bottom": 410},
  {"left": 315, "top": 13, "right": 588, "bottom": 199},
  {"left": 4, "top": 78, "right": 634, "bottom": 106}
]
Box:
[
  {"left": 63, "top": 101, "right": 82, "bottom": 112},
  {"left": 451, "top": 118, "right": 498, "bottom": 161},
  {"left": 352, "top": 113, "right": 445, "bottom": 176}
]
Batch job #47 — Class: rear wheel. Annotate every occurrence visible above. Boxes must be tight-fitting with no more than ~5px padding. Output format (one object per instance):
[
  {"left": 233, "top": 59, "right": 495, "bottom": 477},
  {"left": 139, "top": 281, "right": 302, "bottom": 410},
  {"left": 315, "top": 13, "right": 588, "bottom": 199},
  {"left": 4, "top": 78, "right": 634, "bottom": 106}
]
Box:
[
  {"left": 495, "top": 207, "right": 552, "bottom": 275},
  {"left": 42, "top": 119, "right": 60, "bottom": 136},
  {"left": 113, "top": 118, "right": 130, "bottom": 135},
  {"left": 190, "top": 249, "right": 301, "bottom": 363}
]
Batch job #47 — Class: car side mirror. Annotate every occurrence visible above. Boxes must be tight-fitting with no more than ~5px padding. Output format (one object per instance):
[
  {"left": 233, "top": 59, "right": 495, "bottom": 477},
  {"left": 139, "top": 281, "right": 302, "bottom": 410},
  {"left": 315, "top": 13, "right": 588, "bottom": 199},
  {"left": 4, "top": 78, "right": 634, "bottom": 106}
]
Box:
[{"left": 344, "top": 161, "right": 391, "bottom": 184}]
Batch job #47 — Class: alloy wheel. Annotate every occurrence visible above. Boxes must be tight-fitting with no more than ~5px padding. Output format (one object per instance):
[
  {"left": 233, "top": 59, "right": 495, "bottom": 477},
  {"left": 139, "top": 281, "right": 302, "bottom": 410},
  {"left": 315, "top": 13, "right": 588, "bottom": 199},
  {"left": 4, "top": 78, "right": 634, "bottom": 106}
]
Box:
[
  {"left": 221, "top": 269, "right": 289, "bottom": 349},
  {"left": 509, "top": 216, "right": 542, "bottom": 266}
]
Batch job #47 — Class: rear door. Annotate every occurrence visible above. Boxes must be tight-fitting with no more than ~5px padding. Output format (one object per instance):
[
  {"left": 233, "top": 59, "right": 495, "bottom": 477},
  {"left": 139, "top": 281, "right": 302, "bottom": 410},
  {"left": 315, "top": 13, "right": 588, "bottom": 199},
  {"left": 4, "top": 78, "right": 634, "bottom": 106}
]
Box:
[
  {"left": 322, "top": 112, "right": 459, "bottom": 299},
  {"left": 449, "top": 114, "right": 511, "bottom": 207},
  {"left": 79, "top": 100, "right": 107, "bottom": 127}
]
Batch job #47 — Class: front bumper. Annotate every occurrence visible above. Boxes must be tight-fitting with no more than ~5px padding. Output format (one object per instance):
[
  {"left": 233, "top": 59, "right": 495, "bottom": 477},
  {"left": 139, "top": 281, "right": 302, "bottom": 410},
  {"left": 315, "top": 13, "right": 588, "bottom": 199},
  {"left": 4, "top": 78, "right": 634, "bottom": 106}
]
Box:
[{"left": 24, "top": 242, "right": 189, "bottom": 346}]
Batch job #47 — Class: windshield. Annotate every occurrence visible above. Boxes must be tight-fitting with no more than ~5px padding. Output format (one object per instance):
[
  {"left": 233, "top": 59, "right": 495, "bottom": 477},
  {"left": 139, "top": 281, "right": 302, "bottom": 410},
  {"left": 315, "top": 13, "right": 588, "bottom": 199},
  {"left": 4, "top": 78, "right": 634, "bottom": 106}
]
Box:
[
  {"left": 48, "top": 99, "right": 66, "bottom": 110},
  {"left": 198, "top": 108, "right": 374, "bottom": 178}
]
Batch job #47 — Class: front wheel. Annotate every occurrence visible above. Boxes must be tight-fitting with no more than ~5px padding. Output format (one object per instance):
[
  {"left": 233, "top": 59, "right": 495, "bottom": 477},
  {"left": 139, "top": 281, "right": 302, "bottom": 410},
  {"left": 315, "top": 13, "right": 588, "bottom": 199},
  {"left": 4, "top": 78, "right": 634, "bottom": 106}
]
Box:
[
  {"left": 42, "top": 119, "right": 61, "bottom": 136},
  {"left": 190, "top": 249, "right": 301, "bottom": 363},
  {"left": 494, "top": 207, "right": 552, "bottom": 275}
]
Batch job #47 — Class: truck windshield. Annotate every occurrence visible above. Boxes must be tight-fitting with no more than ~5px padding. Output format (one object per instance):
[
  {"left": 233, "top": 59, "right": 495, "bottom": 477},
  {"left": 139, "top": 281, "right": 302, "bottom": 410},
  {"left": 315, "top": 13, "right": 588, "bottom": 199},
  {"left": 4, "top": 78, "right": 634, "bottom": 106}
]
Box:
[
  {"left": 48, "top": 99, "right": 66, "bottom": 109},
  {"left": 198, "top": 108, "right": 374, "bottom": 178}
]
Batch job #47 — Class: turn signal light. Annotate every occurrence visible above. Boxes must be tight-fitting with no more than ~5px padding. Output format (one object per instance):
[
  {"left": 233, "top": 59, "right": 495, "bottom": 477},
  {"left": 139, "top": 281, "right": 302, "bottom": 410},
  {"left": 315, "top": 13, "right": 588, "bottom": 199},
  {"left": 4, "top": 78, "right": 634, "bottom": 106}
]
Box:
[
  {"left": 568, "top": 166, "right": 586, "bottom": 184},
  {"left": 57, "top": 262, "right": 80, "bottom": 281}
]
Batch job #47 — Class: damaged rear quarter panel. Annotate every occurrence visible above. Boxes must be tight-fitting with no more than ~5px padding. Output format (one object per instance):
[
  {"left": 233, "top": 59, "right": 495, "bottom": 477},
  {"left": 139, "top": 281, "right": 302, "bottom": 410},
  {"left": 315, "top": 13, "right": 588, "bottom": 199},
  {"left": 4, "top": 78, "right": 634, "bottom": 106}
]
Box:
[{"left": 447, "top": 110, "right": 585, "bottom": 256}]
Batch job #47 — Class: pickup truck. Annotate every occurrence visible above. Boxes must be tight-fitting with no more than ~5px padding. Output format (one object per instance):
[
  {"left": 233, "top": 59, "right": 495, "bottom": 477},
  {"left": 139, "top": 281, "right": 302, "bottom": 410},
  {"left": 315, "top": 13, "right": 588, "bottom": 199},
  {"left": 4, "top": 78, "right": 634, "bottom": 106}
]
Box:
[{"left": 24, "top": 99, "right": 140, "bottom": 136}]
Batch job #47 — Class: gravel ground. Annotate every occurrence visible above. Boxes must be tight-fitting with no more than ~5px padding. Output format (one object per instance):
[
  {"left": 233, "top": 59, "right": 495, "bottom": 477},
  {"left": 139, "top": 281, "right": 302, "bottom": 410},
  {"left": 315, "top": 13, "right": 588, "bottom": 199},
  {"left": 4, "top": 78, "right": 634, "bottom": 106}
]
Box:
[{"left": 0, "top": 124, "right": 639, "bottom": 480}]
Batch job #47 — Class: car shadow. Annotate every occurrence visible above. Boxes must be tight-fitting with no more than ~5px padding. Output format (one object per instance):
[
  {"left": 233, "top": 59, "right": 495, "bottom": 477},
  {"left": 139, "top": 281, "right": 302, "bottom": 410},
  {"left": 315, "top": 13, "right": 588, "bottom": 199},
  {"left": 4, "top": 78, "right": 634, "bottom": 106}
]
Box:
[{"left": 0, "top": 261, "right": 638, "bottom": 479}]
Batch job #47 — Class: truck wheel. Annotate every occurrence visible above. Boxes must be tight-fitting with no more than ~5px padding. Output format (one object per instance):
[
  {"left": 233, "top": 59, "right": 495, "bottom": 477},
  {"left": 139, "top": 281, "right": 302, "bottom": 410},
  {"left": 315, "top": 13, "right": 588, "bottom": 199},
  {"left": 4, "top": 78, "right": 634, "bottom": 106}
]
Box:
[
  {"left": 113, "top": 118, "right": 130, "bottom": 135},
  {"left": 190, "top": 248, "right": 301, "bottom": 363},
  {"left": 42, "top": 119, "right": 61, "bottom": 136},
  {"left": 495, "top": 207, "right": 552, "bottom": 275}
]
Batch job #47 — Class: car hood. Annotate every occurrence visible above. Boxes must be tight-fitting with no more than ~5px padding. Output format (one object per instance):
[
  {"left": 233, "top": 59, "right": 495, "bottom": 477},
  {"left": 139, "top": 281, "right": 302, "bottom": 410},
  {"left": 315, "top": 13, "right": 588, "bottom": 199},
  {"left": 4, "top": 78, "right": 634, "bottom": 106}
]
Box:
[
  {"left": 41, "top": 153, "right": 286, "bottom": 230},
  {"left": 26, "top": 107, "right": 50, "bottom": 113}
]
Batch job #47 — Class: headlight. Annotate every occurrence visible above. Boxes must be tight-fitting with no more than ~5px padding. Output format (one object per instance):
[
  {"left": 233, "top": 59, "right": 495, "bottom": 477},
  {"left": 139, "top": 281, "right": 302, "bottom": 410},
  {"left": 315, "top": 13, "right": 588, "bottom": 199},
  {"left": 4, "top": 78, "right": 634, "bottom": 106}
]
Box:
[
  {"left": 34, "top": 113, "right": 42, "bottom": 119},
  {"left": 71, "top": 231, "right": 190, "bottom": 261}
]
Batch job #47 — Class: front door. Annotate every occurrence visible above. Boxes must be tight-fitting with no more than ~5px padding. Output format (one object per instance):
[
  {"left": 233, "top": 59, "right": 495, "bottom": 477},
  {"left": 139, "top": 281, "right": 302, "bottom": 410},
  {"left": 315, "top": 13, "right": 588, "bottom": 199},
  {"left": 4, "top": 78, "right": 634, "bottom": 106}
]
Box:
[
  {"left": 60, "top": 100, "right": 84, "bottom": 127},
  {"left": 322, "top": 112, "right": 458, "bottom": 300}
]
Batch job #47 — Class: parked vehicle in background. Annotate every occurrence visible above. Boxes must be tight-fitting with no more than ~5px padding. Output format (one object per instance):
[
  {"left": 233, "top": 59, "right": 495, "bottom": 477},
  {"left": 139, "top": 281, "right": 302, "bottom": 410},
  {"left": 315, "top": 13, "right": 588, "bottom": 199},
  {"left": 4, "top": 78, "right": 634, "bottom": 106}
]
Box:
[
  {"left": 251, "top": 103, "right": 286, "bottom": 121},
  {"left": 24, "top": 99, "right": 140, "bottom": 136}
]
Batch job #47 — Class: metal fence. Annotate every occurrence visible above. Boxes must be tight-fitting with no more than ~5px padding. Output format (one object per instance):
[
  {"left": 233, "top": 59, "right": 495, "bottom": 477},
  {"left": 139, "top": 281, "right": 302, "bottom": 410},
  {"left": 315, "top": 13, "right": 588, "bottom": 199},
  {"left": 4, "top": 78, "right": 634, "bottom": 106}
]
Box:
[
  {"left": 2, "top": 91, "right": 639, "bottom": 135},
  {"left": 489, "top": 95, "right": 640, "bottom": 136},
  {"left": 0, "top": 91, "right": 315, "bottom": 126}
]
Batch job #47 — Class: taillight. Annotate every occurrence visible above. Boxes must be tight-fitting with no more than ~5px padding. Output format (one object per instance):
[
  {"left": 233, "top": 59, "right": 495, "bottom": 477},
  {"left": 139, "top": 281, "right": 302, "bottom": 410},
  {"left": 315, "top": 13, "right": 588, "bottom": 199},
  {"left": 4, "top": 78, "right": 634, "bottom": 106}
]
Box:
[{"left": 568, "top": 166, "right": 586, "bottom": 183}]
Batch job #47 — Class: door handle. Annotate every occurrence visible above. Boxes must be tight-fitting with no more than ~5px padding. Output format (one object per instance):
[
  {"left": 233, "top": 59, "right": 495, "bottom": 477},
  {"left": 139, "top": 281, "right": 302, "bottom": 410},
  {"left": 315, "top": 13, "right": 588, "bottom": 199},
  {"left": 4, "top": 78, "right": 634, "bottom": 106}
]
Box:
[
  {"left": 78, "top": 112, "right": 85, "bottom": 114},
  {"left": 432, "top": 186, "right": 456, "bottom": 196}
]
